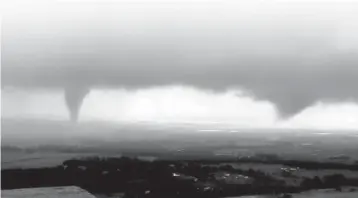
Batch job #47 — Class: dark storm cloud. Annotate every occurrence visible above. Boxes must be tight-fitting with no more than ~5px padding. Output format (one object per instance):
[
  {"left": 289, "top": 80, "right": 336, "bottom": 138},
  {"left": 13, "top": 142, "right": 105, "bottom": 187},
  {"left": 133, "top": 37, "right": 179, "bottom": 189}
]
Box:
[{"left": 2, "top": 0, "right": 358, "bottom": 117}]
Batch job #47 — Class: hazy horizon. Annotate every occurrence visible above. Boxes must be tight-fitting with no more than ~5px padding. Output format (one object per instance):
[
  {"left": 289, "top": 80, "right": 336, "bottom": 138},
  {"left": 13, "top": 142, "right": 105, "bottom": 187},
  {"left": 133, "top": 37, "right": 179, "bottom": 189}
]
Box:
[{"left": 3, "top": 86, "right": 358, "bottom": 130}]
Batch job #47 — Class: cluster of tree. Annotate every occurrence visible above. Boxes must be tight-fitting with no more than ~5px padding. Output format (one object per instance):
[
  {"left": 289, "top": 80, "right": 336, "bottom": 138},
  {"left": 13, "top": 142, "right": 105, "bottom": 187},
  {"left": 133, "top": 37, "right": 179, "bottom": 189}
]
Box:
[{"left": 301, "top": 174, "right": 358, "bottom": 190}]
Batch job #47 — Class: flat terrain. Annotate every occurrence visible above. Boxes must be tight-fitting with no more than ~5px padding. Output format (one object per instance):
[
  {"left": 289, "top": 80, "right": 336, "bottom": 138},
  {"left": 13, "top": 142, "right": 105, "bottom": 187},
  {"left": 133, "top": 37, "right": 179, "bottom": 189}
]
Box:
[
  {"left": 2, "top": 118, "right": 358, "bottom": 170},
  {"left": 2, "top": 119, "right": 358, "bottom": 198},
  {"left": 1, "top": 150, "right": 100, "bottom": 169}
]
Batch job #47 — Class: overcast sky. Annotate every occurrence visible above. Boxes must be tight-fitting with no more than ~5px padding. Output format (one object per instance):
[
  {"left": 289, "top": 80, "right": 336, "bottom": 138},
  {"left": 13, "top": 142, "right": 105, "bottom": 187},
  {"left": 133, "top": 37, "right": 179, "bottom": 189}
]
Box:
[{"left": 2, "top": 0, "right": 358, "bottom": 129}]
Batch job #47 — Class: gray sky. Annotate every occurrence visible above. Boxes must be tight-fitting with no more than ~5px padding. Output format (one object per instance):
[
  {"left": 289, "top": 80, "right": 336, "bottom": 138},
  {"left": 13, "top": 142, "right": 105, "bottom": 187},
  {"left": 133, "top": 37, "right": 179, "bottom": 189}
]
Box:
[{"left": 2, "top": 0, "right": 358, "bottom": 118}]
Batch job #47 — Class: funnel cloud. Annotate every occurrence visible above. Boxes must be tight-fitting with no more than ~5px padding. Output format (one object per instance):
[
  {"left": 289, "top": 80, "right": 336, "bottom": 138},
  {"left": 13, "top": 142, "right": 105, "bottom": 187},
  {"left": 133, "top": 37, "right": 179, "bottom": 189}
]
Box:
[{"left": 64, "top": 86, "right": 90, "bottom": 122}]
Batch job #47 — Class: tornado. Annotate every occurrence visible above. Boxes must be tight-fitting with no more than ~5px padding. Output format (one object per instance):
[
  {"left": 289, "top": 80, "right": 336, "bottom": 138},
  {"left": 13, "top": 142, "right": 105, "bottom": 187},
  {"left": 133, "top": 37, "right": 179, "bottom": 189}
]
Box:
[{"left": 64, "top": 86, "right": 90, "bottom": 122}]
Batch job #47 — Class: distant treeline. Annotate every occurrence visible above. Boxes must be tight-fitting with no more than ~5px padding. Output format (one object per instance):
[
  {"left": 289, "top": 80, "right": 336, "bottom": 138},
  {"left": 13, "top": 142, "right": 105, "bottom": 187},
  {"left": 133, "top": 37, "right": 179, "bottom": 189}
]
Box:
[{"left": 187, "top": 158, "right": 358, "bottom": 171}]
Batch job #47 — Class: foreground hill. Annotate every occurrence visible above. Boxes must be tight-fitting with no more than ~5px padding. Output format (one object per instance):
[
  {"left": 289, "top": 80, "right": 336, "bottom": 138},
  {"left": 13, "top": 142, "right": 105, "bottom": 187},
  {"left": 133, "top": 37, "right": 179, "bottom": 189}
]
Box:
[{"left": 2, "top": 157, "right": 358, "bottom": 198}]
